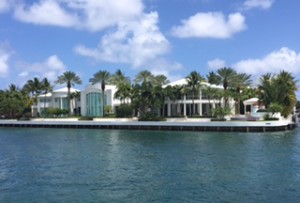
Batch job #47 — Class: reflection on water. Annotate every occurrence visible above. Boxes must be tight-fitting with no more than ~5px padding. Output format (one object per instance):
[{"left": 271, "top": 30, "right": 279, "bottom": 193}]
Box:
[{"left": 0, "top": 128, "right": 300, "bottom": 202}]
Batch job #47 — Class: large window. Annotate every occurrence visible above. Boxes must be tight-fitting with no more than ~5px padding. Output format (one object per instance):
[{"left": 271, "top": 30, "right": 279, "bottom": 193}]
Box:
[
  {"left": 62, "top": 98, "right": 68, "bottom": 110},
  {"left": 86, "top": 92, "right": 103, "bottom": 117},
  {"left": 39, "top": 98, "right": 51, "bottom": 103}
]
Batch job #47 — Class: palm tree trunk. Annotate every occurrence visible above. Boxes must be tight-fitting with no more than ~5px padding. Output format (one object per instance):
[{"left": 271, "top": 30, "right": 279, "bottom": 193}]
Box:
[
  {"left": 192, "top": 92, "right": 195, "bottom": 116},
  {"left": 44, "top": 91, "right": 47, "bottom": 117},
  {"left": 102, "top": 90, "right": 105, "bottom": 117},
  {"left": 67, "top": 83, "right": 71, "bottom": 116}
]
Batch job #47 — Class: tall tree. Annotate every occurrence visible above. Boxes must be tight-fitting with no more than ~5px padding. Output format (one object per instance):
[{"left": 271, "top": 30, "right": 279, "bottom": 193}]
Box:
[
  {"left": 233, "top": 73, "right": 252, "bottom": 114},
  {"left": 186, "top": 71, "right": 204, "bottom": 116},
  {"left": 23, "top": 77, "right": 43, "bottom": 117},
  {"left": 216, "top": 67, "right": 237, "bottom": 90},
  {"left": 0, "top": 84, "right": 29, "bottom": 118},
  {"left": 153, "top": 74, "right": 170, "bottom": 86},
  {"left": 89, "top": 70, "right": 111, "bottom": 117},
  {"left": 110, "top": 69, "right": 131, "bottom": 87},
  {"left": 206, "top": 71, "right": 221, "bottom": 85},
  {"left": 110, "top": 69, "right": 131, "bottom": 104},
  {"left": 258, "top": 71, "right": 298, "bottom": 117},
  {"left": 274, "top": 71, "right": 297, "bottom": 117},
  {"left": 258, "top": 73, "right": 275, "bottom": 107},
  {"left": 55, "top": 71, "right": 82, "bottom": 115},
  {"left": 216, "top": 67, "right": 237, "bottom": 107},
  {"left": 134, "top": 70, "right": 154, "bottom": 84},
  {"left": 41, "top": 78, "right": 53, "bottom": 111}
]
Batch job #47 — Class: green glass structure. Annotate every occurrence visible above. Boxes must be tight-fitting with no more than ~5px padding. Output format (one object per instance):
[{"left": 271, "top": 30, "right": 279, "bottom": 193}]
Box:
[{"left": 86, "top": 92, "right": 103, "bottom": 117}]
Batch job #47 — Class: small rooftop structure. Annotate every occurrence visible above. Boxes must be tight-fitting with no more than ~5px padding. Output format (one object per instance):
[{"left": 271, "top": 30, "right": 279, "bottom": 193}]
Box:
[{"left": 243, "top": 98, "right": 259, "bottom": 106}]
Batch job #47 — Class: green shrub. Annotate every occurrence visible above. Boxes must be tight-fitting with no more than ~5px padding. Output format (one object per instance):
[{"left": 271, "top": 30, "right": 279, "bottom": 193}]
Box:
[
  {"left": 211, "top": 118, "right": 227, "bottom": 122},
  {"left": 138, "top": 112, "right": 166, "bottom": 121},
  {"left": 116, "top": 104, "right": 133, "bottom": 118},
  {"left": 212, "top": 107, "right": 231, "bottom": 119},
  {"left": 42, "top": 108, "right": 69, "bottom": 117},
  {"left": 79, "top": 116, "right": 93, "bottom": 121}
]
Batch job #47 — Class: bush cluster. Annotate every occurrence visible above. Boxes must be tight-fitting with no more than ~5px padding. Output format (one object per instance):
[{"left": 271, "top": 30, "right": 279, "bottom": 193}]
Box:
[
  {"left": 116, "top": 104, "right": 133, "bottom": 118},
  {"left": 138, "top": 112, "right": 166, "bottom": 121},
  {"left": 78, "top": 116, "right": 93, "bottom": 121},
  {"left": 42, "top": 108, "right": 69, "bottom": 117}
]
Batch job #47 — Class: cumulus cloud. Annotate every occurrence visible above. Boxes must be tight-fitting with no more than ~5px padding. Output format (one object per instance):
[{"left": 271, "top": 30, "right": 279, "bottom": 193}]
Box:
[
  {"left": 243, "top": 0, "right": 274, "bottom": 10},
  {"left": 13, "top": 0, "right": 144, "bottom": 31},
  {"left": 75, "top": 12, "right": 170, "bottom": 67},
  {"left": 233, "top": 47, "right": 300, "bottom": 75},
  {"left": 207, "top": 58, "right": 226, "bottom": 70},
  {"left": 17, "top": 55, "right": 67, "bottom": 82},
  {"left": 147, "top": 58, "right": 184, "bottom": 82},
  {"left": 171, "top": 12, "right": 246, "bottom": 39},
  {"left": 0, "top": 0, "right": 10, "bottom": 13},
  {"left": 14, "top": 0, "right": 78, "bottom": 27}
]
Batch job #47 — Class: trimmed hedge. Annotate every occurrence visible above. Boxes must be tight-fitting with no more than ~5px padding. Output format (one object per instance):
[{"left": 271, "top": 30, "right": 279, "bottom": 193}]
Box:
[
  {"left": 78, "top": 116, "right": 93, "bottom": 121},
  {"left": 211, "top": 118, "right": 227, "bottom": 122}
]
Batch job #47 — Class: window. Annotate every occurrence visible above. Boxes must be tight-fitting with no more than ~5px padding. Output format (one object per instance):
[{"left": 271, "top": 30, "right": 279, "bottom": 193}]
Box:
[
  {"left": 86, "top": 92, "right": 103, "bottom": 117},
  {"left": 39, "top": 98, "right": 51, "bottom": 103}
]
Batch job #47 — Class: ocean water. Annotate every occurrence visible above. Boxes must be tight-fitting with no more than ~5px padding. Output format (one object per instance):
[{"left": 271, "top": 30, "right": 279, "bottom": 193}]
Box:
[{"left": 0, "top": 127, "right": 300, "bottom": 202}]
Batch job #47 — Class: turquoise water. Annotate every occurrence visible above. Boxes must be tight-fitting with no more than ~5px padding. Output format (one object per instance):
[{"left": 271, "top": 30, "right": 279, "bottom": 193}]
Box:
[{"left": 0, "top": 128, "right": 300, "bottom": 202}]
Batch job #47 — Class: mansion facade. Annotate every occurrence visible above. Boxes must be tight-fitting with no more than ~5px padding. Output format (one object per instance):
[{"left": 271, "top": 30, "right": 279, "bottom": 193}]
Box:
[{"left": 36, "top": 79, "right": 235, "bottom": 117}]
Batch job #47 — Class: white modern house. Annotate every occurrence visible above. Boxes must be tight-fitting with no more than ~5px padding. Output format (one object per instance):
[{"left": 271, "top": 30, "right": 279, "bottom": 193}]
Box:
[
  {"left": 34, "top": 79, "right": 234, "bottom": 118},
  {"left": 163, "top": 79, "right": 235, "bottom": 117},
  {"left": 36, "top": 87, "right": 80, "bottom": 116},
  {"left": 80, "top": 84, "right": 121, "bottom": 117}
]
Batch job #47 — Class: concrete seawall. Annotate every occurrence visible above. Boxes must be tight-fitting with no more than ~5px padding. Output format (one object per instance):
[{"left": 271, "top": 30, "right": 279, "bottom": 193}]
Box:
[{"left": 0, "top": 119, "right": 296, "bottom": 132}]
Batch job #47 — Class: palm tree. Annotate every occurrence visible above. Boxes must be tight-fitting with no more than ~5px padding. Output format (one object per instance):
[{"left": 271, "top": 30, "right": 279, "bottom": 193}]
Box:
[
  {"left": 114, "top": 82, "right": 132, "bottom": 104},
  {"left": 258, "top": 71, "right": 297, "bottom": 117},
  {"left": 258, "top": 73, "right": 274, "bottom": 107},
  {"left": 216, "top": 67, "right": 237, "bottom": 90},
  {"left": 55, "top": 71, "right": 82, "bottom": 115},
  {"left": 89, "top": 70, "right": 110, "bottom": 117},
  {"left": 206, "top": 71, "right": 220, "bottom": 85},
  {"left": 134, "top": 70, "right": 154, "bottom": 84},
  {"left": 274, "top": 71, "right": 297, "bottom": 117},
  {"left": 110, "top": 69, "right": 131, "bottom": 104},
  {"left": 153, "top": 74, "right": 170, "bottom": 86},
  {"left": 110, "top": 69, "right": 131, "bottom": 87},
  {"left": 186, "top": 71, "right": 204, "bottom": 116},
  {"left": 23, "top": 77, "right": 43, "bottom": 117},
  {"left": 233, "top": 73, "right": 252, "bottom": 114},
  {"left": 41, "top": 78, "right": 52, "bottom": 112},
  {"left": 216, "top": 67, "right": 237, "bottom": 107},
  {"left": 69, "top": 91, "right": 81, "bottom": 115}
]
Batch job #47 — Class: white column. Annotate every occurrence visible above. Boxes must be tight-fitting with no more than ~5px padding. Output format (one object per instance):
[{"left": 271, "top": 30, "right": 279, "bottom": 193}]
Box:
[
  {"left": 199, "top": 103, "right": 202, "bottom": 116},
  {"left": 167, "top": 102, "right": 171, "bottom": 117},
  {"left": 183, "top": 95, "right": 186, "bottom": 116}
]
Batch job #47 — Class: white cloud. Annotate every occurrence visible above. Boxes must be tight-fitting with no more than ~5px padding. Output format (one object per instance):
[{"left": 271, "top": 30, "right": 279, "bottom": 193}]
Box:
[
  {"left": 233, "top": 47, "right": 300, "bottom": 75},
  {"left": 14, "top": 0, "right": 78, "bottom": 27},
  {"left": 17, "top": 55, "right": 67, "bottom": 82},
  {"left": 243, "top": 0, "right": 274, "bottom": 10},
  {"left": 171, "top": 12, "right": 246, "bottom": 39},
  {"left": 75, "top": 12, "right": 170, "bottom": 67},
  {"left": 13, "top": 0, "right": 144, "bottom": 31},
  {"left": 147, "top": 58, "right": 184, "bottom": 82},
  {"left": 64, "top": 0, "right": 144, "bottom": 31},
  {"left": 0, "top": 0, "right": 10, "bottom": 13},
  {"left": 207, "top": 58, "right": 226, "bottom": 70}
]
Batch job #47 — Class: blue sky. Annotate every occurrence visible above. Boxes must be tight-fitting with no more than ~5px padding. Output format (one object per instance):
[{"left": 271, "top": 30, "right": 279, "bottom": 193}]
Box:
[{"left": 0, "top": 0, "right": 300, "bottom": 97}]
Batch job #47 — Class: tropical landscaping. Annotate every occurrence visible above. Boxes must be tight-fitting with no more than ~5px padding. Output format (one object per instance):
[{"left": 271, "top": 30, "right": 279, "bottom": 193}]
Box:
[{"left": 0, "top": 67, "right": 298, "bottom": 121}]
